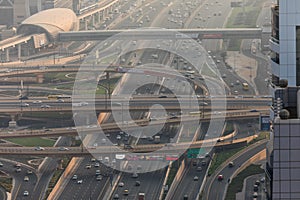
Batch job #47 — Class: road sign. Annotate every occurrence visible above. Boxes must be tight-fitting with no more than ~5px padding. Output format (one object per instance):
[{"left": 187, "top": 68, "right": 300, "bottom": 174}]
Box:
[
  {"left": 187, "top": 148, "right": 205, "bottom": 158},
  {"left": 260, "top": 115, "right": 270, "bottom": 131}
]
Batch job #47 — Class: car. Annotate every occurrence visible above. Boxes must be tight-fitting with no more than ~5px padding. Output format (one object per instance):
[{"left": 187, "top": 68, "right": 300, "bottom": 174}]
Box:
[
  {"left": 95, "top": 169, "right": 101, "bottom": 175},
  {"left": 32, "top": 100, "right": 42, "bottom": 104},
  {"left": 118, "top": 182, "right": 124, "bottom": 187},
  {"left": 250, "top": 109, "right": 259, "bottom": 112},
  {"left": 57, "top": 99, "right": 64, "bottom": 102},
  {"left": 183, "top": 194, "right": 188, "bottom": 200},
  {"left": 40, "top": 104, "right": 50, "bottom": 108},
  {"left": 253, "top": 184, "right": 259, "bottom": 192},
  {"left": 201, "top": 161, "right": 207, "bottom": 166},
  {"left": 0, "top": 162, "right": 3, "bottom": 167},
  {"left": 77, "top": 179, "right": 83, "bottom": 184},
  {"left": 135, "top": 181, "right": 141, "bottom": 186},
  {"left": 94, "top": 162, "right": 100, "bottom": 167},
  {"left": 127, "top": 165, "right": 132, "bottom": 170},
  {"left": 113, "top": 194, "right": 119, "bottom": 199},
  {"left": 19, "top": 96, "right": 28, "bottom": 100},
  {"left": 159, "top": 95, "right": 167, "bottom": 98},
  {"left": 24, "top": 176, "right": 29, "bottom": 181},
  {"left": 80, "top": 101, "right": 89, "bottom": 106},
  {"left": 260, "top": 177, "right": 265, "bottom": 183},
  {"left": 16, "top": 168, "right": 21, "bottom": 173},
  {"left": 132, "top": 173, "right": 138, "bottom": 178},
  {"left": 116, "top": 135, "right": 121, "bottom": 140},
  {"left": 193, "top": 176, "right": 199, "bottom": 181},
  {"left": 192, "top": 160, "right": 197, "bottom": 166},
  {"left": 228, "top": 162, "right": 234, "bottom": 167},
  {"left": 199, "top": 102, "right": 208, "bottom": 106},
  {"left": 123, "top": 189, "right": 129, "bottom": 195},
  {"left": 85, "top": 164, "right": 92, "bottom": 169},
  {"left": 72, "top": 175, "right": 78, "bottom": 180},
  {"left": 233, "top": 90, "right": 239, "bottom": 95},
  {"left": 91, "top": 158, "right": 96, "bottom": 162},
  {"left": 26, "top": 170, "right": 32, "bottom": 175},
  {"left": 23, "top": 191, "right": 29, "bottom": 196},
  {"left": 255, "top": 180, "right": 260, "bottom": 186},
  {"left": 15, "top": 163, "right": 21, "bottom": 168},
  {"left": 217, "top": 138, "right": 224, "bottom": 142},
  {"left": 218, "top": 174, "right": 224, "bottom": 181},
  {"left": 253, "top": 192, "right": 258, "bottom": 198},
  {"left": 96, "top": 175, "right": 103, "bottom": 181},
  {"left": 58, "top": 147, "right": 69, "bottom": 151},
  {"left": 21, "top": 103, "right": 29, "bottom": 107},
  {"left": 34, "top": 146, "right": 45, "bottom": 151},
  {"left": 197, "top": 166, "right": 202, "bottom": 171}
]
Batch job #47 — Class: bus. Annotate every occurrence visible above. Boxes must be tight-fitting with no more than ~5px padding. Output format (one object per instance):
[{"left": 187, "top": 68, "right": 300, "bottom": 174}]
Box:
[
  {"left": 47, "top": 95, "right": 71, "bottom": 100},
  {"left": 242, "top": 83, "right": 249, "bottom": 90},
  {"left": 189, "top": 111, "right": 202, "bottom": 116}
]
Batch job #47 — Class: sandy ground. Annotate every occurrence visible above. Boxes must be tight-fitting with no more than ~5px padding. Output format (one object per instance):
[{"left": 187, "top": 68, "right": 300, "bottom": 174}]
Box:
[{"left": 225, "top": 51, "right": 257, "bottom": 85}]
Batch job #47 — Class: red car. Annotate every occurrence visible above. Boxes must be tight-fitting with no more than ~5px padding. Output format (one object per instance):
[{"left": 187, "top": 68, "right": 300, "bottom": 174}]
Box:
[{"left": 218, "top": 174, "right": 224, "bottom": 181}]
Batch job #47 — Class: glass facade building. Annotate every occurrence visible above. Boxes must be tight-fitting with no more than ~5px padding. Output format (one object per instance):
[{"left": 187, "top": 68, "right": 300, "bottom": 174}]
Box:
[{"left": 267, "top": 0, "right": 300, "bottom": 199}]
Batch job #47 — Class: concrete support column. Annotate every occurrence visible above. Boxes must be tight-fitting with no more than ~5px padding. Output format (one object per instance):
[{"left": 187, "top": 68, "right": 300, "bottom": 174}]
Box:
[
  {"left": 85, "top": 19, "right": 88, "bottom": 30},
  {"left": 98, "top": 11, "right": 101, "bottom": 22},
  {"left": 18, "top": 44, "right": 22, "bottom": 60},
  {"left": 36, "top": 73, "right": 44, "bottom": 83},
  {"left": 9, "top": 114, "right": 17, "bottom": 128},
  {"left": 92, "top": 14, "right": 95, "bottom": 27},
  {"left": 6, "top": 48, "right": 10, "bottom": 62}
]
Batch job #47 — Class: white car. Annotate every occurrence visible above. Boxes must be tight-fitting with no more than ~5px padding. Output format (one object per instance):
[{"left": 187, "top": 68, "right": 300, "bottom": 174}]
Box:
[
  {"left": 23, "top": 191, "right": 29, "bottom": 196},
  {"left": 32, "top": 100, "right": 42, "bottom": 104},
  {"left": 21, "top": 103, "right": 29, "bottom": 107},
  {"left": 77, "top": 179, "right": 83, "bottom": 184},
  {"left": 58, "top": 147, "right": 69, "bottom": 151},
  {"left": 34, "top": 146, "right": 45, "bottom": 151},
  {"left": 40, "top": 104, "right": 50, "bottom": 108}
]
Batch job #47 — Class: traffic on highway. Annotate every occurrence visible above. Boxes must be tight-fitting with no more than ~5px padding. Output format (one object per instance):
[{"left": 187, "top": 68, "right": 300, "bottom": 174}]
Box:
[{"left": 0, "top": 0, "right": 272, "bottom": 199}]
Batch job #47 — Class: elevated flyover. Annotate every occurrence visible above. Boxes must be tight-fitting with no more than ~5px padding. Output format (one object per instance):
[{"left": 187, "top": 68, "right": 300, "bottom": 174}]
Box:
[
  {"left": 0, "top": 135, "right": 257, "bottom": 156},
  {"left": 58, "top": 28, "right": 263, "bottom": 42},
  {"left": 0, "top": 111, "right": 265, "bottom": 139}
]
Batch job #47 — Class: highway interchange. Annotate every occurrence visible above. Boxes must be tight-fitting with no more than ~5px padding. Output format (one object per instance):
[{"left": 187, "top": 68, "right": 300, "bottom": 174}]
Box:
[{"left": 0, "top": 0, "right": 272, "bottom": 199}]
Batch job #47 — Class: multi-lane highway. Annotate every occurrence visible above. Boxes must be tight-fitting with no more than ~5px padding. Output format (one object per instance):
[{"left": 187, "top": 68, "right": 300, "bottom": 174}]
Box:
[{"left": 0, "top": 0, "right": 272, "bottom": 199}]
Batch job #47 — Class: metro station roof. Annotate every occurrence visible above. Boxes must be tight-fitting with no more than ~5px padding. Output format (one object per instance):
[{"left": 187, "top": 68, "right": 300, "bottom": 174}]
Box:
[{"left": 17, "top": 8, "right": 79, "bottom": 42}]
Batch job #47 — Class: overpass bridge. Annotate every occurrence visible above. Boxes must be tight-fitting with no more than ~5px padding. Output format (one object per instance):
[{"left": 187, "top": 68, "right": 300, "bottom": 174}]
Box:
[
  {"left": 0, "top": 111, "right": 265, "bottom": 139},
  {"left": 0, "top": 135, "right": 256, "bottom": 156},
  {"left": 58, "top": 28, "right": 264, "bottom": 42}
]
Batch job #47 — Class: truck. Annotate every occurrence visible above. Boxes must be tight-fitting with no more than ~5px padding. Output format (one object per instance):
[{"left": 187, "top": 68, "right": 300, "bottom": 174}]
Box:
[{"left": 154, "top": 136, "right": 160, "bottom": 144}]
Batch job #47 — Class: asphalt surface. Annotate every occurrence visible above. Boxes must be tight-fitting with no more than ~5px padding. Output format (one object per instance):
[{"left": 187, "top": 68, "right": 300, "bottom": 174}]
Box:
[
  {"left": 0, "top": 159, "right": 37, "bottom": 200},
  {"left": 205, "top": 140, "right": 268, "bottom": 200}
]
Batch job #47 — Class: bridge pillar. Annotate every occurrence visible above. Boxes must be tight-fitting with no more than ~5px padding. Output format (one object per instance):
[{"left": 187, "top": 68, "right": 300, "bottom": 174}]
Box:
[
  {"left": 36, "top": 73, "right": 44, "bottom": 83},
  {"left": 100, "top": 10, "right": 104, "bottom": 20},
  {"left": 18, "top": 44, "right": 22, "bottom": 60},
  {"left": 6, "top": 48, "right": 10, "bottom": 62},
  {"left": 92, "top": 14, "right": 96, "bottom": 27},
  {"left": 85, "top": 19, "right": 88, "bottom": 30},
  {"left": 98, "top": 11, "right": 101, "bottom": 23},
  {"left": 9, "top": 114, "right": 17, "bottom": 128}
]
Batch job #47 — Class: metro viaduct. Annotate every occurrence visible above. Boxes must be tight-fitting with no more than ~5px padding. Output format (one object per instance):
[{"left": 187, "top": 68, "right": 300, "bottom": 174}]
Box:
[{"left": 58, "top": 28, "right": 263, "bottom": 42}]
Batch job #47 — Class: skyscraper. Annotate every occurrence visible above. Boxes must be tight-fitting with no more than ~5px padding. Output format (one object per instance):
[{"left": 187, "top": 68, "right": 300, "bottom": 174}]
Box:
[{"left": 267, "top": 0, "right": 300, "bottom": 199}]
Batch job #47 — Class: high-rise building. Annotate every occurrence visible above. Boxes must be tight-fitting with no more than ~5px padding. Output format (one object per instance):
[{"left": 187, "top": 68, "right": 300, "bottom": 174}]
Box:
[
  {"left": 0, "top": 0, "right": 14, "bottom": 26},
  {"left": 267, "top": 0, "right": 300, "bottom": 199}
]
